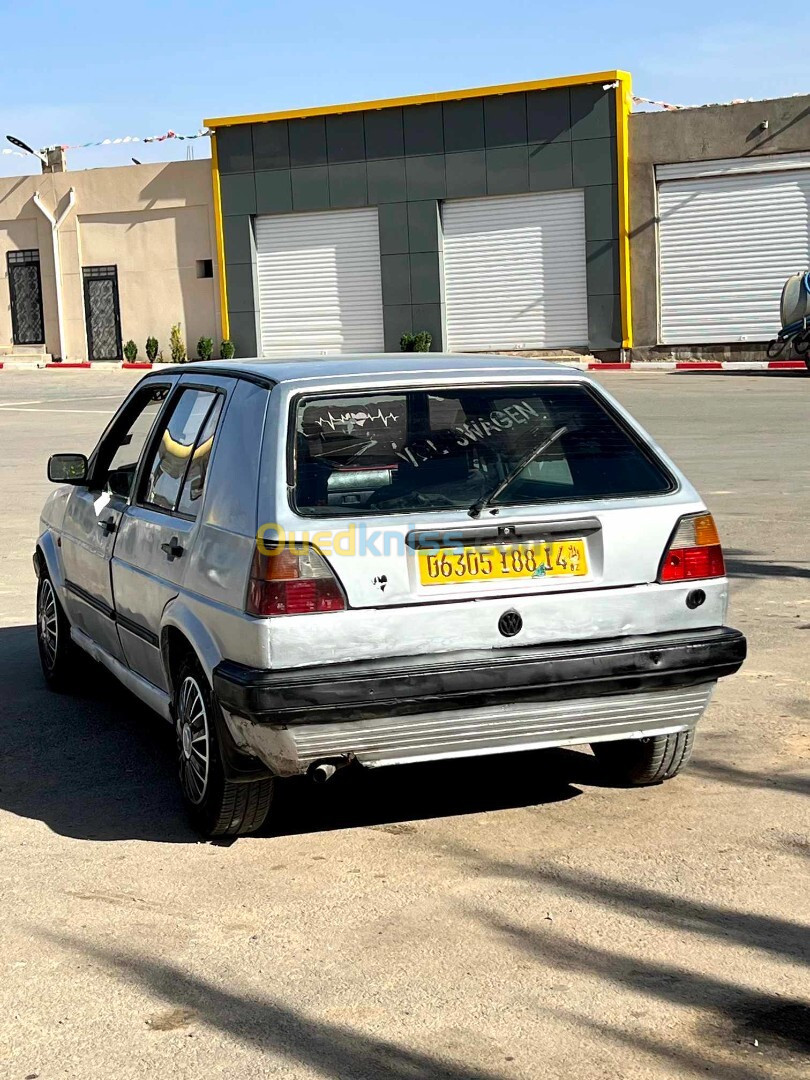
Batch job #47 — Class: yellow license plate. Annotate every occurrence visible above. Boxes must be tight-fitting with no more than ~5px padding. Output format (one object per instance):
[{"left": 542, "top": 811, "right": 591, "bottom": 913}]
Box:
[{"left": 418, "top": 540, "right": 588, "bottom": 586}]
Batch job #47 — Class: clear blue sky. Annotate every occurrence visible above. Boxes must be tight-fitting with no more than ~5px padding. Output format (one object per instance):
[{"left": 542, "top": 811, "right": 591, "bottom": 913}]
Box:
[{"left": 2, "top": 0, "right": 808, "bottom": 176}]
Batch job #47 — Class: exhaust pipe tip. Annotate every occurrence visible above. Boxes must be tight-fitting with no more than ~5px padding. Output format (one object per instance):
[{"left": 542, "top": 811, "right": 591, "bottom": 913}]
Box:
[{"left": 312, "top": 762, "right": 337, "bottom": 784}]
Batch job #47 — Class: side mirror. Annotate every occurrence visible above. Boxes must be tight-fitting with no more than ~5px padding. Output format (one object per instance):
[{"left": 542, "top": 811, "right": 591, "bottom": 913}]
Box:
[{"left": 48, "top": 453, "right": 89, "bottom": 484}]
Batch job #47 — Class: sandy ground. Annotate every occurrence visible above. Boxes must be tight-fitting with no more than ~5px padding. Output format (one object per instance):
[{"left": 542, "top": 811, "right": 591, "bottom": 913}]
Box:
[{"left": 0, "top": 367, "right": 807, "bottom": 1080}]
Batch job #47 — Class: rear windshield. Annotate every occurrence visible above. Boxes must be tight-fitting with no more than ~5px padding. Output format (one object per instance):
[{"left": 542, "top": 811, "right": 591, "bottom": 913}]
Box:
[{"left": 292, "top": 385, "right": 674, "bottom": 517}]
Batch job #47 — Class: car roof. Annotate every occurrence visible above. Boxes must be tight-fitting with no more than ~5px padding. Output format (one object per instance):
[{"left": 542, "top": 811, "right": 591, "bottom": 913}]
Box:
[{"left": 167, "top": 354, "right": 584, "bottom": 386}]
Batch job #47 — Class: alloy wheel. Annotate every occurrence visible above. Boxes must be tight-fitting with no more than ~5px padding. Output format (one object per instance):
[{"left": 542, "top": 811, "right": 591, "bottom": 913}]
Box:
[
  {"left": 177, "top": 675, "right": 210, "bottom": 805},
  {"left": 38, "top": 579, "right": 59, "bottom": 672}
]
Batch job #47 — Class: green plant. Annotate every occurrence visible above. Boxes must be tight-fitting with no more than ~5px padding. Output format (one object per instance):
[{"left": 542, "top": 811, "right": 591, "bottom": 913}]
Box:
[
  {"left": 220, "top": 339, "right": 235, "bottom": 360},
  {"left": 400, "top": 330, "right": 432, "bottom": 352},
  {"left": 145, "top": 336, "right": 159, "bottom": 362},
  {"left": 123, "top": 339, "right": 138, "bottom": 363},
  {"left": 196, "top": 336, "right": 214, "bottom": 361},
  {"left": 169, "top": 323, "right": 186, "bottom": 364}
]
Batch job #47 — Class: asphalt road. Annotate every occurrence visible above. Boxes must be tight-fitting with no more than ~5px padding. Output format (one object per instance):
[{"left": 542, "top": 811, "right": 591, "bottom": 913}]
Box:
[{"left": 0, "top": 368, "right": 808, "bottom": 1080}]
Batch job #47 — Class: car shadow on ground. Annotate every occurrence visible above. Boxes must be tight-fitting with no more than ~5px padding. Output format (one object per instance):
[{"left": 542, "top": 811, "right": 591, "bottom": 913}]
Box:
[
  {"left": 0, "top": 625, "right": 589, "bottom": 844},
  {"left": 724, "top": 549, "right": 810, "bottom": 580}
]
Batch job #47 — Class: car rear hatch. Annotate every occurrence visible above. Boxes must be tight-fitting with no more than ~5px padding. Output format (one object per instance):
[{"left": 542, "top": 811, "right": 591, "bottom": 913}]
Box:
[{"left": 254, "top": 375, "right": 723, "bottom": 665}]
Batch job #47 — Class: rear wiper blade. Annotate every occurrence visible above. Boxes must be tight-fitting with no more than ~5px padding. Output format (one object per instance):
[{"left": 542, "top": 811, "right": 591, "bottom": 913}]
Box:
[{"left": 468, "top": 425, "right": 569, "bottom": 518}]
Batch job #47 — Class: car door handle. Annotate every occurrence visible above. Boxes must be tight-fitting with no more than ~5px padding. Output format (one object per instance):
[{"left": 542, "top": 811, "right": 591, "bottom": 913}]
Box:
[
  {"left": 97, "top": 516, "right": 116, "bottom": 536},
  {"left": 160, "top": 537, "right": 184, "bottom": 561}
]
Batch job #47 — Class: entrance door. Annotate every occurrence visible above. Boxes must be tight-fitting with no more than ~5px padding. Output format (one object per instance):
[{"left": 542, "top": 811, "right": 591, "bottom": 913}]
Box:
[
  {"left": 657, "top": 157, "right": 810, "bottom": 343},
  {"left": 255, "top": 207, "right": 385, "bottom": 355},
  {"left": 7, "top": 250, "right": 45, "bottom": 344},
  {"left": 83, "top": 265, "right": 123, "bottom": 360},
  {"left": 442, "top": 191, "right": 589, "bottom": 351}
]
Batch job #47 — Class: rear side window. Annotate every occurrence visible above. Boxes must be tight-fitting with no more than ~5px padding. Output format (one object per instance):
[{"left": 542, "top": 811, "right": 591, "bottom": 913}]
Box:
[
  {"left": 141, "top": 388, "right": 222, "bottom": 515},
  {"left": 292, "top": 384, "right": 674, "bottom": 516}
]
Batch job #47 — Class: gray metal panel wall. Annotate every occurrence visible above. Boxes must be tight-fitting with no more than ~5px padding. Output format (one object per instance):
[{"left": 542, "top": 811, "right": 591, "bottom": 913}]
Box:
[{"left": 217, "top": 83, "right": 621, "bottom": 356}]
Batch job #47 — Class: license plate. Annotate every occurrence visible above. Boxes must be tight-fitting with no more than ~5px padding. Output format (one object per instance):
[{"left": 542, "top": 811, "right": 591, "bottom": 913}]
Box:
[{"left": 418, "top": 540, "right": 588, "bottom": 586}]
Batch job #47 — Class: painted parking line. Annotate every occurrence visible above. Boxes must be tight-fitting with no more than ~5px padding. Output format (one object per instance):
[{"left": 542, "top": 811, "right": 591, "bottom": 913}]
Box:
[
  {"left": 0, "top": 394, "right": 122, "bottom": 409},
  {"left": 0, "top": 407, "right": 112, "bottom": 413}
]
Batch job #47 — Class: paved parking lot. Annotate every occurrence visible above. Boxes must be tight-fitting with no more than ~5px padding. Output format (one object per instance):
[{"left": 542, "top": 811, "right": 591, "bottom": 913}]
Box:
[{"left": 0, "top": 367, "right": 808, "bottom": 1079}]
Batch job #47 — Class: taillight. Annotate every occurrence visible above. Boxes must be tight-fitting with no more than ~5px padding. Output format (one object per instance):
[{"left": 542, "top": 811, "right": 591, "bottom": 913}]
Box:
[
  {"left": 659, "top": 512, "right": 725, "bottom": 582},
  {"left": 246, "top": 544, "right": 346, "bottom": 616}
]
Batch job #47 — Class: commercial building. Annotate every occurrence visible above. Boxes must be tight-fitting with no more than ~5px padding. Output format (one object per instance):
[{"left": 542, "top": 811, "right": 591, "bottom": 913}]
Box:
[
  {"left": 4, "top": 76, "right": 810, "bottom": 364},
  {"left": 205, "top": 71, "right": 632, "bottom": 358},
  {"left": 630, "top": 92, "right": 810, "bottom": 358},
  {"left": 0, "top": 158, "right": 220, "bottom": 363}
]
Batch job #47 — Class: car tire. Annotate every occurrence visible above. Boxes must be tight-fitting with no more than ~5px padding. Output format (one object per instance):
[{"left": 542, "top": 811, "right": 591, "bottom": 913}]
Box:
[
  {"left": 174, "top": 654, "right": 274, "bottom": 838},
  {"left": 36, "top": 572, "right": 79, "bottom": 691},
  {"left": 590, "top": 730, "right": 695, "bottom": 786}
]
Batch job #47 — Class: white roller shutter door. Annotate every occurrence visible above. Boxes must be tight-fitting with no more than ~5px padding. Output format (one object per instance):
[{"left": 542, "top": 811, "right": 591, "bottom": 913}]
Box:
[
  {"left": 255, "top": 207, "right": 384, "bottom": 356},
  {"left": 658, "top": 155, "right": 810, "bottom": 343},
  {"left": 442, "top": 191, "right": 589, "bottom": 351}
]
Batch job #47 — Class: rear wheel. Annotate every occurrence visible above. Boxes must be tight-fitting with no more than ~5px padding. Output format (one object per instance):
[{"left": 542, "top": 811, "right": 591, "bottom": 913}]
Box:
[
  {"left": 36, "top": 572, "right": 78, "bottom": 691},
  {"left": 174, "top": 655, "right": 274, "bottom": 838},
  {"left": 591, "top": 730, "right": 694, "bottom": 786}
]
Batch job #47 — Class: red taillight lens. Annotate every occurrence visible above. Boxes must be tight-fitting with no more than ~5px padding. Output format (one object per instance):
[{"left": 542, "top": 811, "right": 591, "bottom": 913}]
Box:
[
  {"left": 659, "top": 513, "right": 725, "bottom": 582},
  {"left": 246, "top": 545, "right": 346, "bottom": 616}
]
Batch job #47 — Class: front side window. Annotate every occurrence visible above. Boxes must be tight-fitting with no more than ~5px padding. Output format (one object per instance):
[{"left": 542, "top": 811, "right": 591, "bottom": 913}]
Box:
[
  {"left": 292, "top": 385, "right": 674, "bottom": 517},
  {"left": 96, "top": 384, "right": 170, "bottom": 498},
  {"left": 141, "top": 388, "right": 222, "bottom": 514}
]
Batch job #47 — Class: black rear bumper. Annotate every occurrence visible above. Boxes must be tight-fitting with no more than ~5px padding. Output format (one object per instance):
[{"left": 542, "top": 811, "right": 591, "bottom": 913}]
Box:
[{"left": 213, "top": 627, "right": 746, "bottom": 727}]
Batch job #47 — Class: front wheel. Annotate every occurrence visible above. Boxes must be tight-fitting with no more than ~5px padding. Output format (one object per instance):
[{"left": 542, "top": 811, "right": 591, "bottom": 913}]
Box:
[
  {"left": 174, "top": 655, "right": 274, "bottom": 837},
  {"left": 591, "top": 730, "right": 694, "bottom": 786}
]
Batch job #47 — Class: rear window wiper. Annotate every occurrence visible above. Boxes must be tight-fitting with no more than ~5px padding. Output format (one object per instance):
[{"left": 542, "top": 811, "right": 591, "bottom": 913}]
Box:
[{"left": 468, "top": 425, "right": 569, "bottom": 518}]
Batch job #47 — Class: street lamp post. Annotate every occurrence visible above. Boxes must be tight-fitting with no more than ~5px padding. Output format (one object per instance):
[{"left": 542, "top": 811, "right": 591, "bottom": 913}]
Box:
[{"left": 5, "top": 135, "right": 49, "bottom": 167}]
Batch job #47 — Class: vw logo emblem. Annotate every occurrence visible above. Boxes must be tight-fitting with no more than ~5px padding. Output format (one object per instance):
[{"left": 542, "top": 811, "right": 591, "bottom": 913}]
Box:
[{"left": 498, "top": 610, "right": 523, "bottom": 638}]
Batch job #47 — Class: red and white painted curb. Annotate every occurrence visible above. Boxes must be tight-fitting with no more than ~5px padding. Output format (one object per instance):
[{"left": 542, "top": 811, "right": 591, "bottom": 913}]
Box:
[
  {"left": 580, "top": 360, "right": 807, "bottom": 373},
  {"left": 1, "top": 359, "right": 806, "bottom": 373}
]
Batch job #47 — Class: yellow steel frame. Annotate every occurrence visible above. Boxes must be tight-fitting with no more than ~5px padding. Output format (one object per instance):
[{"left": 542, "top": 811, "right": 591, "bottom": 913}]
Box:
[
  {"left": 206, "top": 69, "right": 633, "bottom": 350},
  {"left": 614, "top": 72, "right": 633, "bottom": 349},
  {"left": 210, "top": 133, "right": 230, "bottom": 343}
]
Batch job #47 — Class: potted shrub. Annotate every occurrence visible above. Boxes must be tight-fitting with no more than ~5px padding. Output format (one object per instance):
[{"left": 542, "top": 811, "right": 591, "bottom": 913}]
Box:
[
  {"left": 170, "top": 323, "right": 186, "bottom": 364},
  {"left": 145, "top": 336, "right": 159, "bottom": 363},
  {"left": 400, "top": 330, "right": 432, "bottom": 352},
  {"left": 123, "top": 340, "right": 138, "bottom": 363},
  {"left": 220, "top": 339, "right": 235, "bottom": 359},
  {"left": 196, "top": 336, "right": 214, "bottom": 362}
]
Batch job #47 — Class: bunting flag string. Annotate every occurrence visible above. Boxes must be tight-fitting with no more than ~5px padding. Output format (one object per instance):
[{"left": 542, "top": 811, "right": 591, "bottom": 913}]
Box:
[
  {"left": 632, "top": 95, "right": 686, "bottom": 111},
  {"left": 60, "top": 128, "right": 211, "bottom": 150}
]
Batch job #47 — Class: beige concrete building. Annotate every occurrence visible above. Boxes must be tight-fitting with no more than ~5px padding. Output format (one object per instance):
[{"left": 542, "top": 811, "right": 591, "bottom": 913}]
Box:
[{"left": 0, "top": 159, "right": 221, "bottom": 363}]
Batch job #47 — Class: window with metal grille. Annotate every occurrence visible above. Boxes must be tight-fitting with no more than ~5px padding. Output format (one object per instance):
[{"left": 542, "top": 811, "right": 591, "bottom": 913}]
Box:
[{"left": 8, "top": 250, "right": 40, "bottom": 265}]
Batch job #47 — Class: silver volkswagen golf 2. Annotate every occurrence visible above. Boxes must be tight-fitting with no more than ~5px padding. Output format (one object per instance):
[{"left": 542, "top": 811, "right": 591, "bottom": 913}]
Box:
[{"left": 35, "top": 356, "right": 746, "bottom": 837}]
